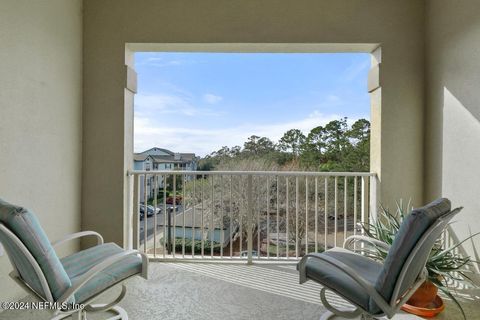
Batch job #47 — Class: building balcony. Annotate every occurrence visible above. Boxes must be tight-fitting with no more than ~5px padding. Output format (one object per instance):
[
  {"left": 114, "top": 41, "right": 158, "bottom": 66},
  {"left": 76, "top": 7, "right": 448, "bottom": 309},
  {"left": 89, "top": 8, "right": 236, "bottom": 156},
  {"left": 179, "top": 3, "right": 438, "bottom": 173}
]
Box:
[{"left": 2, "top": 1, "right": 480, "bottom": 319}]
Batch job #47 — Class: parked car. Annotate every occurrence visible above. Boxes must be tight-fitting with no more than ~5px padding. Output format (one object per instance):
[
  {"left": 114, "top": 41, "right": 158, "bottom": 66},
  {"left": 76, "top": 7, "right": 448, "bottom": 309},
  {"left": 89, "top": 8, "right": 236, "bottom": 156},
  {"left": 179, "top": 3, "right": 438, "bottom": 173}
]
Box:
[
  {"left": 240, "top": 250, "right": 258, "bottom": 258},
  {"left": 139, "top": 204, "right": 155, "bottom": 217},
  {"left": 147, "top": 205, "right": 161, "bottom": 214},
  {"left": 166, "top": 195, "right": 182, "bottom": 205}
]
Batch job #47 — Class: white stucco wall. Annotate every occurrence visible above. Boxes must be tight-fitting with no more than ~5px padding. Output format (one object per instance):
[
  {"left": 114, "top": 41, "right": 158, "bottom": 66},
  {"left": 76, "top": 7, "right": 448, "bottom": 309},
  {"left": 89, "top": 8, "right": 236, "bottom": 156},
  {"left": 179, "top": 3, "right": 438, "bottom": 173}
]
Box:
[
  {"left": 83, "top": 0, "right": 426, "bottom": 247},
  {"left": 0, "top": 0, "right": 83, "bottom": 302},
  {"left": 425, "top": 0, "right": 480, "bottom": 260}
]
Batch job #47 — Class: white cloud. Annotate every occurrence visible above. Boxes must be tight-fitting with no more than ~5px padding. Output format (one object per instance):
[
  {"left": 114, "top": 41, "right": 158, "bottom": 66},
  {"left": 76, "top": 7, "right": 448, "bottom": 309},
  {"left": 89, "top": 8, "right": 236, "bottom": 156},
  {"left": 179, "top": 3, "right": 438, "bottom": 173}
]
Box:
[
  {"left": 326, "top": 95, "right": 341, "bottom": 103},
  {"left": 342, "top": 59, "right": 371, "bottom": 82},
  {"left": 137, "top": 56, "right": 191, "bottom": 68},
  {"left": 149, "top": 60, "right": 183, "bottom": 67},
  {"left": 146, "top": 57, "right": 163, "bottom": 61},
  {"left": 135, "top": 93, "right": 192, "bottom": 114},
  {"left": 135, "top": 93, "right": 222, "bottom": 117},
  {"left": 203, "top": 93, "right": 223, "bottom": 104},
  {"left": 134, "top": 111, "right": 358, "bottom": 156}
]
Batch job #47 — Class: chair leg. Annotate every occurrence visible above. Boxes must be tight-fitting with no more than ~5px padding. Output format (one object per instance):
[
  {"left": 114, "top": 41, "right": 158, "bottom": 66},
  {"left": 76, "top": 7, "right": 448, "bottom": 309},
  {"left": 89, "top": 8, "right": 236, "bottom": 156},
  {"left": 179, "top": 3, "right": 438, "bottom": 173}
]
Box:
[
  {"left": 318, "top": 288, "right": 388, "bottom": 320},
  {"left": 50, "top": 310, "right": 84, "bottom": 320},
  {"left": 360, "top": 315, "right": 385, "bottom": 320},
  {"left": 319, "top": 288, "right": 363, "bottom": 319},
  {"left": 88, "top": 304, "right": 128, "bottom": 320},
  {"left": 78, "top": 284, "right": 129, "bottom": 319},
  {"left": 51, "top": 306, "right": 127, "bottom": 320},
  {"left": 319, "top": 310, "right": 335, "bottom": 320},
  {"left": 75, "top": 310, "right": 86, "bottom": 320},
  {"left": 319, "top": 311, "right": 383, "bottom": 320}
]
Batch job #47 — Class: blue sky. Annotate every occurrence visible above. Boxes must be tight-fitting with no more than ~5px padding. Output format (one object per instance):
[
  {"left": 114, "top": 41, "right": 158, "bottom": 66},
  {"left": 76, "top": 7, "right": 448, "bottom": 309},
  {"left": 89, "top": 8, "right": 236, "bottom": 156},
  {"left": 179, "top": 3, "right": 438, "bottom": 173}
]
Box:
[{"left": 134, "top": 52, "right": 371, "bottom": 156}]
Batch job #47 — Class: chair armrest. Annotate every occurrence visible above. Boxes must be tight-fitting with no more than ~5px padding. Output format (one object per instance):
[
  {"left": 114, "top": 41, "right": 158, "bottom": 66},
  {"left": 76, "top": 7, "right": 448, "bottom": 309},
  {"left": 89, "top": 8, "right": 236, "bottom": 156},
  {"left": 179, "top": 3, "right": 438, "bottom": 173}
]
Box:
[
  {"left": 57, "top": 249, "right": 142, "bottom": 304},
  {"left": 343, "top": 235, "right": 390, "bottom": 252},
  {"left": 51, "top": 231, "right": 104, "bottom": 248},
  {"left": 298, "top": 253, "right": 391, "bottom": 313}
]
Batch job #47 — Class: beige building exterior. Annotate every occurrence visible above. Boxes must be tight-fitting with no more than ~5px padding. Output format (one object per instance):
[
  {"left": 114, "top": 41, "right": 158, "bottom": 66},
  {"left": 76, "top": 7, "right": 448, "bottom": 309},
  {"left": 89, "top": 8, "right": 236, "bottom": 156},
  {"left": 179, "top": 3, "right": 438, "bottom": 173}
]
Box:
[{"left": 0, "top": 0, "right": 479, "bottom": 304}]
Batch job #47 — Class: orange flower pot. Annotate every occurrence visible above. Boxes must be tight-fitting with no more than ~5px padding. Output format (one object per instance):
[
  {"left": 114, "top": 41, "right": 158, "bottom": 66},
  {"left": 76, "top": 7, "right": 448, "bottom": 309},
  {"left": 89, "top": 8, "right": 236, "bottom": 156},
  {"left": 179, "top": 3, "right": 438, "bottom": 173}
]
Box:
[
  {"left": 407, "top": 281, "right": 438, "bottom": 307},
  {"left": 401, "top": 295, "right": 445, "bottom": 317},
  {"left": 401, "top": 281, "right": 445, "bottom": 317}
]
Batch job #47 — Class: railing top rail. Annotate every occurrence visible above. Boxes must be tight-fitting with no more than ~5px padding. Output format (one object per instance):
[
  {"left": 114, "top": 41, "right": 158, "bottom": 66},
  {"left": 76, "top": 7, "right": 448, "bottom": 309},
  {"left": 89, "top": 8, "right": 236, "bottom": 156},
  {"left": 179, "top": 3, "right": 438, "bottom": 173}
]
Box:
[{"left": 128, "top": 170, "right": 376, "bottom": 177}]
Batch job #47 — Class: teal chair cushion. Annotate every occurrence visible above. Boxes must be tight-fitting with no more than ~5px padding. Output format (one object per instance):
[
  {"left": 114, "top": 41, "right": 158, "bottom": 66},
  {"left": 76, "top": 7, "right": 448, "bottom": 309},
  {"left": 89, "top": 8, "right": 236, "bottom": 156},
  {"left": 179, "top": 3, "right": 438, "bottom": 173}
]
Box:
[
  {"left": 302, "top": 248, "right": 383, "bottom": 313},
  {"left": 0, "top": 231, "right": 46, "bottom": 296},
  {"left": 0, "top": 198, "right": 73, "bottom": 303},
  {"left": 61, "top": 242, "right": 142, "bottom": 304},
  {"left": 371, "top": 198, "right": 451, "bottom": 312}
]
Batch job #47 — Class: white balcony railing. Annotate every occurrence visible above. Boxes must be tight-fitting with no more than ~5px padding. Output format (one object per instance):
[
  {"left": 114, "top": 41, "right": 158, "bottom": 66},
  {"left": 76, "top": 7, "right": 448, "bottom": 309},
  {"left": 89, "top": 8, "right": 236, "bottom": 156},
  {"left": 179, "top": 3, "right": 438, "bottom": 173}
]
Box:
[{"left": 128, "top": 170, "right": 377, "bottom": 263}]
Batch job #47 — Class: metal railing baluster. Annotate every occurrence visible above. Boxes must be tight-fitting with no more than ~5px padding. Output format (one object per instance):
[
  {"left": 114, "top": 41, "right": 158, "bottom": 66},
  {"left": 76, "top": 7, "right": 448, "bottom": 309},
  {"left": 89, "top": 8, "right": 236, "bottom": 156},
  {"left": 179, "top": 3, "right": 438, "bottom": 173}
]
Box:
[
  {"left": 182, "top": 174, "right": 186, "bottom": 258},
  {"left": 257, "top": 176, "right": 261, "bottom": 260},
  {"left": 295, "top": 177, "right": 299, "bottom": 259},
  {"left": 211, "top": 175, "right": 214, "bottom": 258},
  {"left": 305, "top": 176, "right": 309, "bottom": 255},
  {"left": 314, "top": 177, "right": 318, "bottom": 252},
  {"left": 344, "top": 176, "right": 348, "bottom": 242},
  {"left": 220, "top": 175, "right": 224, "bottom": 258},
  {"left": 247, "top": 174, "right": 253, "bottom": 264},
  {"left": 143, "top": 174, "right": 148, "bottom": 253},
  {"left": 266, "top": 176, "right": 270, "bottom": 259},
  {"left": 163, "top": 174, "right": 167, "bottom": 258},
  {"left": 239, "top": 176, "right": 243, "bottom": 256},
  {"left": 276, "top": 176, "right": 280, "bottom": 259},
  {"left": 229, "top": 175, "right": 233, "bottom": 258},
  {"left": 192, "top": 176, "right": 196, "bottom": 258},
  {"left": 361, "top": 176, "right": 369, "bottom": 236},
  {"left": 324, "top": 177, "right": 328, "bottom": 250},
  {"left": 286, "top": 177, "right": 289, "bottom": 259},
  {"left": 201, "top": 174, "right": 205, "bottom": 258},
  {"left": 172, "top": 174, "right": 176, "bottom": 258},
  {"left": 334, "top": 176, "right": 338, "bottom": 247},
  {"left": 153, "top": 175, "right": 158, "bottom": 257},
  {"left": 354, "top": 176, "right": 358, "bottom": 236}
]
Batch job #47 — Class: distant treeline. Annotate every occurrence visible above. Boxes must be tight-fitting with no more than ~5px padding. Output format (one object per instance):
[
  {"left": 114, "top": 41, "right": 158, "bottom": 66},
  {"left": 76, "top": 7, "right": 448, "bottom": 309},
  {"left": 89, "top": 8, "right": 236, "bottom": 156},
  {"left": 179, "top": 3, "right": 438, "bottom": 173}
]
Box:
[{"left": 199, "top": 117, "right": 370, "bottom": 172}]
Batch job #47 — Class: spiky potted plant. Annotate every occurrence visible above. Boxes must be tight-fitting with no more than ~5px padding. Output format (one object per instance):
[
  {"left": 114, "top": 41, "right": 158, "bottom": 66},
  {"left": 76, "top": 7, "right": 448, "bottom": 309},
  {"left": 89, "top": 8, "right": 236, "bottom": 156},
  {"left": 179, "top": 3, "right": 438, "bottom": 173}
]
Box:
[{"left": 360, "top": 200, "right": 479, "bottom": 319}]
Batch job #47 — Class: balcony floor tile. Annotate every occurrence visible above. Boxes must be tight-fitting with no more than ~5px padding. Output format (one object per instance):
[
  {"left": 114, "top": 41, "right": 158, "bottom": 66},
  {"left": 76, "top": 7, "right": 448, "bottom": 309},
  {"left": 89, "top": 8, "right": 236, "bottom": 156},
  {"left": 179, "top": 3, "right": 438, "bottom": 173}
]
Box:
[{"left": 1, "top": 262, "right": 476, "bottom": 319}]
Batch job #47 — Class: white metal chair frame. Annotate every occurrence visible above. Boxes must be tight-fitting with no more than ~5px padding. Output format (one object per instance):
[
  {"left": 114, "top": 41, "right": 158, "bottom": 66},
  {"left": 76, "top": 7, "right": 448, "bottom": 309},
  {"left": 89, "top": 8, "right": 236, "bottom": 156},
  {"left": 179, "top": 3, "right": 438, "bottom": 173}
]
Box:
[
  {"left": 298, "top": 209, "right": 459, "bottom": 320},
  {"left": 0, "top": 223, "right": 148, "bottom": 320}
]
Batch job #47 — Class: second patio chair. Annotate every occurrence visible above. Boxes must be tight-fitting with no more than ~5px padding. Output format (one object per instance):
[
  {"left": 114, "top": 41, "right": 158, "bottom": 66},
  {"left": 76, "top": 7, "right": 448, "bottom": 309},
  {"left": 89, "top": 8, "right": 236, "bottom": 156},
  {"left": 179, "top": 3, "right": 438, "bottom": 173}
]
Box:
[{"left": 298, "top": 198, "right": 461, "bottom": 319}]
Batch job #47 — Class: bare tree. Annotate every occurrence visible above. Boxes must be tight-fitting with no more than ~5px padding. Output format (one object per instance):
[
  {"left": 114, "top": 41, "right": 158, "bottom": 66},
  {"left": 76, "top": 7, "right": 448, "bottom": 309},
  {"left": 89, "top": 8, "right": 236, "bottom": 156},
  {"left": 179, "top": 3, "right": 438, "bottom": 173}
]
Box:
[{"left": 181, "top": 158, "right": 358, "bottom": 255}]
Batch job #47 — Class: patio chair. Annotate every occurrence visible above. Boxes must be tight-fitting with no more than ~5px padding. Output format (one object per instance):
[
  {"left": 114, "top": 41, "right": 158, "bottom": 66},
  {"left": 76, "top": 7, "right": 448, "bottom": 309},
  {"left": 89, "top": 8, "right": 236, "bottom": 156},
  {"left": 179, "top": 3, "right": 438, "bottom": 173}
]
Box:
[
  {"left": 0, "top": 198, "right": 148, "bottom": 320},
  {"left": 298, "top": 198, "right": 461, "bottom": 319}
]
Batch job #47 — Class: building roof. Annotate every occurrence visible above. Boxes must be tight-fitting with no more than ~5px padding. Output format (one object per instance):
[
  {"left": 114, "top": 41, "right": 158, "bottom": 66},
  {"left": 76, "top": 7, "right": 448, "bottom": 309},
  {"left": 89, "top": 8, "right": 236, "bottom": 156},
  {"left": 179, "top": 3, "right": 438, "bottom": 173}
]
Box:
[
  {"left": 151, "top": 155, "right": 174, "bottom": 161},
  {"left": 133, "top": 154, "right": 152, "bottom": 162},
  {"left": 137, "top": 147, "right": 174, "bottom": 156},
  {"left": 179, "top": 153, "right": 196, "bottom": 161},
  {"left": 134, "top": 148, "right": 197, "bottom": 164}
]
